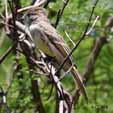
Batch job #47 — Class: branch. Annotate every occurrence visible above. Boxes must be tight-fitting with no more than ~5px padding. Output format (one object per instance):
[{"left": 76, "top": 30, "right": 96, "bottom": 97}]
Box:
[
  {"left": 0, "top": 86, "right": 11, "bottom": 113},
  {"left": 49, "top": 65, "right": 73, "bottom": 113},
  {"left": 31, "top": 79, "right": 46, "bottom": 113},
  {"left": 72, "top": 15, "right": 113, "bottom": 106},
  {"left": 0, "top": 42, "right": 16, "bottom": 64},
  {"left": 73, "top": 37, "right": 108, "bottom": 105},
  {"left": 54, "top": 0, "right": 70, "bottom": 28},
  {"left": 83, "top": 37, "right": 108, "bottom": 83},
  {"left": 86, "top": 16, "right": 99, "bottom": 36},
  {"left": 65, "top": 30, "right": 75, "bottom": 47},
  {"left": 17, "top": 0, "right": 46, "bottom": 13},
  {"left": 33, "top": 0, "right": 47, "bottom": 6},
  {"left": 23, "top": 49, "right": 46, "bottom": 113},
  {"left": 56, "top": 0, "right": 99, "bottom": 74}
]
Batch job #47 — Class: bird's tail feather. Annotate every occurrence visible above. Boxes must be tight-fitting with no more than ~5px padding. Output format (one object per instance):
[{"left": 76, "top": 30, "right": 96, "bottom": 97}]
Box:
[{"left": 71, "top": 66, "right": 88, "bottom": 101}]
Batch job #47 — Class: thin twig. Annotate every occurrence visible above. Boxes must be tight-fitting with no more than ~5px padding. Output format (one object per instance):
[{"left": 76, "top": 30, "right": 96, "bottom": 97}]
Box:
[
  {"left": 0, "top": 85, "right": 11, "bottom": 113},
  {"left": 4, "top": 0, "right": 10, "bottom": 34},
  {"left": 86, "top": 16, "right": 99, "bottom": 36},
  {"left": 4, "top": 0, "right": 8, "bottom": 18},
  {"left": 33, "top": 0, "right": 46, "bottom": 6},
  {"left": 72, "top": 14, "right": 113, "bottom": 106},
  {"left": 0, "top": 21, "right": 14, "bottom": 28},
  {"left": 8, "top": 0, "right": 17, "bottom": 34},
  {"left": 54, "top": 0, "right": 70, "bottom": 28},
  {"left": 73, "top": 37, "right": 107, "bottom": 106},
  {"left": 0, "top": 42, "right": 16, "bottom": 64},
  {"left": 0, "top": 30, "right": 5, "bottom": 48},
  {"left": 56, "top": 0, "right": 99, "bottom": 74},
  {"left": 29, "top": 64, "right": 46, "bottom": 113},
  {"left": 17, "top": 0, "right": 46, "bottom": 13},
  {"left": 65, "top": 30, "right": 75, "bottom": 47},
  {"left": 0, "top": 13, "right": 5, "bottom": 20}
]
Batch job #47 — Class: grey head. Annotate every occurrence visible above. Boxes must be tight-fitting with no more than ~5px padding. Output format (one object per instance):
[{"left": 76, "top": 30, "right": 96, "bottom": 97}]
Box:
[{"left": 23, "top": 7, "right": 48, "bottom": 26}]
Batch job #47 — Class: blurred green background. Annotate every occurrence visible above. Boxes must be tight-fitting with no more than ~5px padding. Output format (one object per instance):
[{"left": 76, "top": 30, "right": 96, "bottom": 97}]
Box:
[{"left": 0, "top": 0, "right": 113, "bottom": 113}]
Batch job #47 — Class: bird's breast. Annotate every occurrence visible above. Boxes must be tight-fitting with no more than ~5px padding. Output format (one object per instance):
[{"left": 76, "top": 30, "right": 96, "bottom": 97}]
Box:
[
  {"left": 36, "top": 37, "right": 55, "bottom": 57},
  {"left": 30, "top": 24, "right": 55, "bottom": 57}
]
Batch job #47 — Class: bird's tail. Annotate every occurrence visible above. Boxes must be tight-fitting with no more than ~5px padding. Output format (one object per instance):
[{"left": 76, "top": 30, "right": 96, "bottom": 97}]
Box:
[{"left": 71, "top": 66, "right": 88, "bottom": 101}]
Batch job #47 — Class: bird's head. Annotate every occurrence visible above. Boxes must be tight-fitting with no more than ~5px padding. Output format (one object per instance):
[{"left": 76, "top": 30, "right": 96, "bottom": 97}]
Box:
[{"left": 23, "top": 7, "right": 48, "bottom": 26}]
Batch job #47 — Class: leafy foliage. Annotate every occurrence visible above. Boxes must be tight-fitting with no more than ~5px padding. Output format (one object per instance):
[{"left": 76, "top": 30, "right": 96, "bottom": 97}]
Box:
[{"left": 0, "top": 0, "right": 113, "bottom": 113}]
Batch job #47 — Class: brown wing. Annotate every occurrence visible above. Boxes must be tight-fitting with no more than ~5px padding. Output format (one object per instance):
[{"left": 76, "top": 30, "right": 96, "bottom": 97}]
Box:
[{"left": 38, "top": 21, "right": 72, "bottom": 60}]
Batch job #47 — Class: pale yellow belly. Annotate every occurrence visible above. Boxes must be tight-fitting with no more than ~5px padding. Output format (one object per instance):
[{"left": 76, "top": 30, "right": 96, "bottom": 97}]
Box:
[{"left": 35, "top": 36, "right": 54, "bottom": 57}]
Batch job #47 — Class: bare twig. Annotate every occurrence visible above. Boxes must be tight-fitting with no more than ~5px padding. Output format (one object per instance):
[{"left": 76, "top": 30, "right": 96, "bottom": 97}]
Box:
[
  {"left": 8, "top": 0, "right": 18, "bottom": 34},
  {"left": 72, "top": 14, "right": 113, "bottom": 106},
  {"left": 0, "top": 86, "right": 11, "bottom": 113},
  {"left": 17, "top": 0, "right": 46, "bottom": 13},
  {"left": 31, "top": 79, "right": 46, "bottom": 113},
  {"left": 4, "top": 0, "right": 8, "bottom": 18},
  {"left": 83, "top": 37, "right": 107, "bottom": 84},
  {"left": 49, "top": 65, "right": 73, "bottom": 113},
  {"left": 73, "top": 37, "right": 107, "bottom": 106},
  {"left": 56, "top": 0, "right": 99, "bottom": 74},
  {"left": 0, "top": 21, "right": 14, "bottom": 28},
  {"left": 54, "top": 0, "right": 70, "bottom": 28},
  {"left": 26, "top": 55, "right": 46, "bottom": 113},
  {"left": 0, "top": 30, "right": 5, "bottom": 48},
  {"left": 33, "top": 0, "right": 46, "bottom": 6},
  {"left": 65, "top": 30, "right": 75, "bottom": 47},
  {"left": 4, "top": 0, "right": 10, "bottom": 34},
  {"left": 86, "top": 16, "right": 99, "bottom": 36},
  {"left": 0, "top": 13, "right": 5, "bottom": 20},
  {"left": 0, "top": 42, "right": 16, "bottom": 64}
]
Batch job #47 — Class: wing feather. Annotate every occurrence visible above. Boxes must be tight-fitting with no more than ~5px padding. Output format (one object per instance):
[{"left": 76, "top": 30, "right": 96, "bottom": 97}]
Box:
[{"left": 38, "top": 21, "right": 72, "bottom": 60}]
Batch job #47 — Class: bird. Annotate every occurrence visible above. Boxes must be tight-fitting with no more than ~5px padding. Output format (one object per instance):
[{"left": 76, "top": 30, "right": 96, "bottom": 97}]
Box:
[{"left": 23, "top": 7, "right": 87, "bottom": 100}]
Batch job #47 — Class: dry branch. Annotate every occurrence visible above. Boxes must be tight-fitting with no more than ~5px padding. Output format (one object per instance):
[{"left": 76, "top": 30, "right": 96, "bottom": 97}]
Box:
[
  {"left": 56, "top": 0, "right": 99, "bottom": 75},
  {"left": 2, "top": 0, "right": 112, "bottom": 113},
  {"left": 54, "top": 0, "right": 70, "bottom": 28},
  {"left": 73, "top": 15, "right": 113, "bottom": 106},
  {"left": 73, "top": 37, "right": 108, "bottom": 105}
]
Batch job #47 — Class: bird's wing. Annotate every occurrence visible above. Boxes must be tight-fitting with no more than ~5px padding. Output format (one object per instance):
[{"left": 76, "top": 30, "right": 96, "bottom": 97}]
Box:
[{"left": 38, "top": 21, "right": 72, "bottom": 60}]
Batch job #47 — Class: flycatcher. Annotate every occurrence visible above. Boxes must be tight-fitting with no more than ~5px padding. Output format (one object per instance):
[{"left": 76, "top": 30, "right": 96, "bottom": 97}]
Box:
[{"left": 24, "top": 7, "right": 87, "bottom": 100}]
